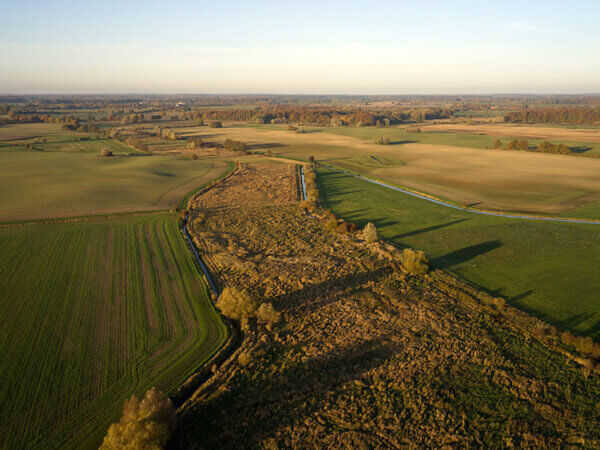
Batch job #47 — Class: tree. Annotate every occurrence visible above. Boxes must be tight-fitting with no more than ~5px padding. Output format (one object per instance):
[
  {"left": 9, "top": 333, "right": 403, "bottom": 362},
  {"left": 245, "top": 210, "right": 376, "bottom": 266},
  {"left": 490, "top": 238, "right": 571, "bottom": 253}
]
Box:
[
  {"left": 209, "top": 121, "right": 223, "bottom": 128},
  {"left": 100, "top": 387, "right": 176, "bottom": 449},
  {"left": 516, "top": 139, "right": 529, "bottom": 150},
  {"left": 362, "top": 222, "right": 378, "bottom": 243},
  {"left": 537, "top": 141, "right": 552, "bottom": 152},
  {"left": 100, "top": 148, "right": 113, "bottom": 157},
  {"left": 256, "top": 302, "right": 281, "bottom": 323},
  {"left": 399, "top": 248, "right": 429, "bottom": 275},
  {"left": 557, "top": 143, "right": 571, "bottom": 155},
  {"left": 507, "top": 139, "right": 518, "bottom": 150},
  {"left": 493, "top": 139, "right": 502, "bottom": 149},
  {"left": 308, "top": 155, "right": 315, "bottom": 163},
  {"left": 216, "top": 287, "right": 258, "bottom": 321}
]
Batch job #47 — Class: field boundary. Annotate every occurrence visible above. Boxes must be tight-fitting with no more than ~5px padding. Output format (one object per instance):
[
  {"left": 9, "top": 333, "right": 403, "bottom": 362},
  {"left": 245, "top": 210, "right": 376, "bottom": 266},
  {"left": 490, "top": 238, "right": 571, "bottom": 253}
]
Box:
[{"left": 318, "top": 163, "right": 600, "bottom": 225}]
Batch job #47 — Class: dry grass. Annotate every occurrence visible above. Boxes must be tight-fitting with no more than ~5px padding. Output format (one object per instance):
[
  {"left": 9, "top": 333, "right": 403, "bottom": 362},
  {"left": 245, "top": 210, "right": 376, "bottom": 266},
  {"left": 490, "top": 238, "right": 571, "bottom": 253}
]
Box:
[{"left": 175, "top": 162, "right": 600, "bottom": 448}]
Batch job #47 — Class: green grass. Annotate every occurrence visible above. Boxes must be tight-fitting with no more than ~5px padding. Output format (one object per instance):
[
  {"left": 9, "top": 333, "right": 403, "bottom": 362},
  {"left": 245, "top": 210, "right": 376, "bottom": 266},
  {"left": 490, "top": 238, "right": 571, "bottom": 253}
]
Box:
[
  {"left": 0, "top": 214, "right": 228, "bottom": 449},
  {"left": 316, "top": 166, "right": 600, "bottom": 339},
  {"left": 0, "top": 149, "right": 225, "bottom": 222}
]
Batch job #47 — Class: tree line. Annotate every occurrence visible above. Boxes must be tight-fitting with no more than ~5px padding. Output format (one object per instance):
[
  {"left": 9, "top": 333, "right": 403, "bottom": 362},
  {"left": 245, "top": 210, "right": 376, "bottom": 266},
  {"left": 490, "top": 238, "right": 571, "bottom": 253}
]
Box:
[{"left": 505, "top": 107, "right": 600, "bottom": 125}]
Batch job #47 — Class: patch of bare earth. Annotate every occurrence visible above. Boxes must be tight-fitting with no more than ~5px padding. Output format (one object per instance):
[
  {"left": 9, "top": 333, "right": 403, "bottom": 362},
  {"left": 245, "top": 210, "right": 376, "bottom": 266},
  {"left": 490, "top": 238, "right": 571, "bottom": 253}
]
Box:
[{"left": 174, "top": 162, "right": 600, "bottom": 448}]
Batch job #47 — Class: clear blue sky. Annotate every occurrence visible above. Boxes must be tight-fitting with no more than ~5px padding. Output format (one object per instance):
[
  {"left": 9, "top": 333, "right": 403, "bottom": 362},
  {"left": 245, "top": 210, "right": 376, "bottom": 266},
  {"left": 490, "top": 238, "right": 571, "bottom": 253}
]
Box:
[{"left": 1, "top": 0, "right": 599, "bottom": 94}]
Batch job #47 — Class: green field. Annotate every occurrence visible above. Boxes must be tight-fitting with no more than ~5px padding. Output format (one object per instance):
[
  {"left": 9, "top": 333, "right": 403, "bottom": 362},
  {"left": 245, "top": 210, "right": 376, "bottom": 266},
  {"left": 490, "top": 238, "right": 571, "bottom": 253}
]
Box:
[
  {"left": 0, "top": 149, "right": 226, "bottom": 222},
  {"left": 316, "top": 166, "right": 600, "bottom": 339},
  {"left": 0, "top": 214, "right": 227, "bottom": 448}
]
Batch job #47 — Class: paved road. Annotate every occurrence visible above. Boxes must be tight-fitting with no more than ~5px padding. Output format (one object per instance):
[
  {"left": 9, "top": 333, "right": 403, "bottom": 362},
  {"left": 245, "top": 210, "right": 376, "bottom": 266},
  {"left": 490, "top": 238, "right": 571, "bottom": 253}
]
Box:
[{"left": 319, "top": 163, "right": 600, "bottom": 225}]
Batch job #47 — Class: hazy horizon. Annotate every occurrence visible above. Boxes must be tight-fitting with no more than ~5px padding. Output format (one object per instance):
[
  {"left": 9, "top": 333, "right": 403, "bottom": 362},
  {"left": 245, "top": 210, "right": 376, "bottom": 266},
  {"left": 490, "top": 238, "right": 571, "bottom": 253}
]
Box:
[{"left": 2, "top": 0, "right": 599, "bottom": 95}]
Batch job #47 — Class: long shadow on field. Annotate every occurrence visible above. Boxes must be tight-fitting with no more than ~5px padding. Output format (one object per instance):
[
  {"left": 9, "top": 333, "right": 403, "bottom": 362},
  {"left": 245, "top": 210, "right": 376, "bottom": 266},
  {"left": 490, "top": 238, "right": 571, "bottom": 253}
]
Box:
[
  {"left": 172, "top": 335, "right": 398, "bottom": 449},
  {"left": 391, "top": 139, "right": 419, "bottom": 145},
  {"left": 391, "top": 219, "right": 469, "bottom": 240},
  {"left": 433, "top": 239, "right": 502, "bottom": 269},
  {"left": 248, "top": 142, "right": 286, "bottom": 150},
  {"left": 569, "top": 146, "right": 593, "bottom": 154},
  {"left": 270, "top": 267, "right": 393, "bottom": 312}
]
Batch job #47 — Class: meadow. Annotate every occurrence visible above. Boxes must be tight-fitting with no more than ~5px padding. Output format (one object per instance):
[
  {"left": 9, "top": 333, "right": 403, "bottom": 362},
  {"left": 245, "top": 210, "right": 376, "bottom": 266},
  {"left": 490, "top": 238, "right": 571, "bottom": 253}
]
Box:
[
  {"left": 0, "top": 149, "right": 226, "bottom": 222},
  {"left": 316, "top": 166, "right": 600, "bottom": 339},
  {"left": 0, "top": 214, "right": 228, "bottom": 448}
]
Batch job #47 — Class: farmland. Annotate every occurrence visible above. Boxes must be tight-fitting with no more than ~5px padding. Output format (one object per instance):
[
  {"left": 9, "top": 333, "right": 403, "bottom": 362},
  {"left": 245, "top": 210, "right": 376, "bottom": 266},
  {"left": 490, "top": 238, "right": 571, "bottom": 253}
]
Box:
[
  {"left": 316, "top": 166, "right": 600, "bottom": 338},
  {"left": 0, "top": 149, "right": 226, "bottom": 222},
  {"left": 149, "top": 123, "right": 600, "bottom": 215},
  {"left": 0, "top": 213, "right": 227, "bottom": 448}
]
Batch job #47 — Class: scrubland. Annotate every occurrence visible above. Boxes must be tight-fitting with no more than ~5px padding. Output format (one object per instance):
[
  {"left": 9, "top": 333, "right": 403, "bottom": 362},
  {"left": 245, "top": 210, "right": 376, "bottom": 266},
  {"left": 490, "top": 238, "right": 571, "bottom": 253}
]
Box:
[{"left": 174, "top": 162, "right": 600, "bottom": 448}]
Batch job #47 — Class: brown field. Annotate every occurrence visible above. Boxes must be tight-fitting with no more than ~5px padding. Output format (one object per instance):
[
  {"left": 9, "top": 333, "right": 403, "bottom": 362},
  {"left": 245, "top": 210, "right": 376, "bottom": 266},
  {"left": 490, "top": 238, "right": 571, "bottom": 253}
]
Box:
[
  {"left": 160, "top": 125, "right": 600, "bottom": 214},
  {"left": 421, "top": 123, "right": 600, "bottom": 142},
  {"left": 175, "top": 162, "right": 600, "bottom": 448}
]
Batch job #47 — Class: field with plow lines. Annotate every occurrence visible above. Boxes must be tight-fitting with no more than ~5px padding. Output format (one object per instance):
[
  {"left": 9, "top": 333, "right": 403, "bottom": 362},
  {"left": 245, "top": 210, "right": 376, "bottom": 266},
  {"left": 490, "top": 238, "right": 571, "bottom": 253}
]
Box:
[{"left": 0, "top": 213, "right": 227, "bottom": 448}]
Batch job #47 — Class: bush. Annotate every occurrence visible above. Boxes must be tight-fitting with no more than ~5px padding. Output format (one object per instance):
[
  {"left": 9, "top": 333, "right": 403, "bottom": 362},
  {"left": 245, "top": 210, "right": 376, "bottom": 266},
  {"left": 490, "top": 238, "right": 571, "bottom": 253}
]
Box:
[
  {"left": 216, "top": 287, "right": 258, "bottom": 320},
  {"left": 362, "top": 222, "right": 378, "bottom": 242},
  {"left": 100, "top": 387, "right": 176, "bottom": 449},
  {"left": 406, "top": 126, "right": 421, "bottom": 133},
  {"left": 286, "top": 125, "right": 298, "bottom": 132},
  {"left": 399, "top": 248, "right": 429, "bottom": 275},
  {"left": 375, "top": 136, "right": 391, "bottom": 145},
  {"left": 337, "top": 221, "right": 357, "bottom": 234},
  {"left": 256, "top": 302, "right": 281, "bottom": 323},
  {"left": 100, "top": 148, "right": 113, "bottom": 157},
  {"left": 295, "top": 129, "right": 306, "bottom": 134},
  {"left": 209, "top": 121, "right": 223, "bottom": 128},
  {"left": 325, "top": 218, "right": 339, "bottom": 232},
  {"left": 493, "top": 139, "right": 502, "bottom": 149},
  {"left": 308, "top": 155, "right": 315, "bottom": 163},
  {"left": 223, "top": 139, "right": 247, "bottom": 152}
]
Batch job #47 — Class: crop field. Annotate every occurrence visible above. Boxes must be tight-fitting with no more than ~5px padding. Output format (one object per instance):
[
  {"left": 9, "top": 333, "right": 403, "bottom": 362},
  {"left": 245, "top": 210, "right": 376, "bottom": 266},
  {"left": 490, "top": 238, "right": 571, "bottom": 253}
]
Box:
[
  {"left": 420, "top": 122, "right": 600, "bottom": 143},
  {"left": 0, "top": 214, "right": 227, "bottom": 448},
  {"left": 0, "top": 149, "right": 226, "bottom": 222},
  {"left": 316, "top": 166, "right": 600, "bottom": 339},
  {"left": 163, "top": 124, "right": 600, "bottom": 215}
]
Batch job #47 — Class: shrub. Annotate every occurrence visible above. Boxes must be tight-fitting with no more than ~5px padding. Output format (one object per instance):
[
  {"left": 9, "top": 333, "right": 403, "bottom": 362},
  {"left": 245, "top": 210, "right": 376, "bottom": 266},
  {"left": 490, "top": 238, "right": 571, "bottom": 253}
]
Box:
[
  {"left": 256, "top": 302, "right": 281, "bottom": 323},
  {"left": 308, "top": 155, "right": 315, "bottom": 163},
  {"left": 209, "top": 121, "right": 223, "bottom": 128},
  {"left": 362, "top": 222, "right": 378, "bottom": 242},
  {"left": 399, "top": 248, "right": 429, "bottom": 275},
  {"left": 375, "top": 136, "right": 391, "bottom": 145},
  {"left": 286, "top": 125, "right": 298, "bottom": 132},
  {"left": 406, "top": 126, "right": 421, "bottom": 133},
  {"left": 100, "top": 148, "right": 113, "bottom": 157},
  {"left": 295, "top": 129, "right": 305, "bottom": 134},
  {"left": 325, "top": 218, "right": 339, "bottom": 232},
  {"left": 337, "top": 221, "right": 357, "bottom": 234},
  {"left": 507, "top": 139, "right": 518, "bottom": 150},
  {"left": 493, "top": 139, "right": 502, "bottom": 149},
  {"left": 216, "top": 287, "right": 258, "bottom": 320},
  {"left": 516, "top": 139, "right": 529, "bottom": 150},
  {"left": 100, "top": 387, "right": 176, "bottom": 449},
  {"left": 223, "top": 139, "right": 247, "bottom": 152}
]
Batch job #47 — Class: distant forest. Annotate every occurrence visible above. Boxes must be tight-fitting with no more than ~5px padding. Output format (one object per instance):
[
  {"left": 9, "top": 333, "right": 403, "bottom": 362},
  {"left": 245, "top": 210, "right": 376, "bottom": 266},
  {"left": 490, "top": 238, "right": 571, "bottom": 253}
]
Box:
[{"left": 505, "top": 107, "right": 600, "bottom": 126}]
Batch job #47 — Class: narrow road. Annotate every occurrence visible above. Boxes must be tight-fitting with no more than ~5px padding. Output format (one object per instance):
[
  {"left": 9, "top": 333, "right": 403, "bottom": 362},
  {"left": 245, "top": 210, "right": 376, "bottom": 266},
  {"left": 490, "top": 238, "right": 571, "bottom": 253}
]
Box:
[
  {"left": 318, "top": 163, "right": 600, "bottom": 225},
  {"left": 299, "top": 165, "right": 307, "bottom": 201}
]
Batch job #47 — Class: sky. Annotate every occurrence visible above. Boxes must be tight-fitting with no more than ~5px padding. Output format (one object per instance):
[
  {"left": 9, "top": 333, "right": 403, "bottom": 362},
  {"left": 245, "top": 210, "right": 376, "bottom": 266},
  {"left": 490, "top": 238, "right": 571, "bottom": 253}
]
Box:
[{"left": 1, "top": 0, "right": 599, "bottom": 95}]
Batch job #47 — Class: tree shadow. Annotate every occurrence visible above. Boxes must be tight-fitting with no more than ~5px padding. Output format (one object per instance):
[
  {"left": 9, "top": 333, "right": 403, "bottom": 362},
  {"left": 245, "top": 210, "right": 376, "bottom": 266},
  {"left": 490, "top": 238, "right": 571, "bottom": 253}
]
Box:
[
  {"left": 390, "top": 140, "right": 419, "bottom": 145},
  {"left": 248, "top": 142, "right": 286, "bottom": 150},
  {"left": 570, "top": 146, "right": 593, "bottom": 154},
  {"left": 172, "top": 334, "right": 399, "bottom": 449},
  {"left": 390, "top": 219, "right": 468, "bottom": 240},
  {"left": 432, "top": 240, "right": 502, "bottom": 269}
]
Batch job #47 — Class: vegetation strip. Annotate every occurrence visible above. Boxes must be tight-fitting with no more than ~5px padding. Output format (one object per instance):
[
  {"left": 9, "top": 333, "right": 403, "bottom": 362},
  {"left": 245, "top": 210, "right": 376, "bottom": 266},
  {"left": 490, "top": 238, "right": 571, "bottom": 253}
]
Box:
[{"left": 318, "top": 163, "right": 600, "bottom": 224}]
